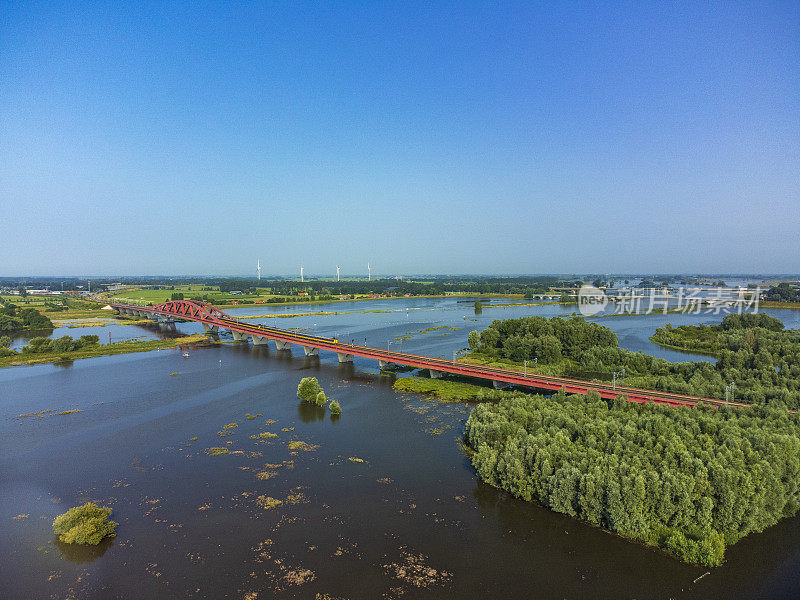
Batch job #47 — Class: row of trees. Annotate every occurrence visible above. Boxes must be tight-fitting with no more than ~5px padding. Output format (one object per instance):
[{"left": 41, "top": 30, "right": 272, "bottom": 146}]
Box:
[
  {"left": 465, "top": 390, "right": 800, "bottom": 566},
  {"left": 3, "top": 334, "right": 101, "bottom": 356}
]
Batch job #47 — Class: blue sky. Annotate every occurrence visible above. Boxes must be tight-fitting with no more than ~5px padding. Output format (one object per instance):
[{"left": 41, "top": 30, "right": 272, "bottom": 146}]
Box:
[{"left": 1, "top": 1, "right": 798, "bottom": 276}]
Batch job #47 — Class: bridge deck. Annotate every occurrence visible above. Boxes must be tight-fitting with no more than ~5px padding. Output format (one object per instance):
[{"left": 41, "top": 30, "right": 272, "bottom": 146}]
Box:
[{"left": 111, "top": 302, "right": 750, "bottom": 410}]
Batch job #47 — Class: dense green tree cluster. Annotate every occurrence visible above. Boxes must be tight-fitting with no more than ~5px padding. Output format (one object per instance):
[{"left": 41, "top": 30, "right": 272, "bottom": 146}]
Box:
[
  {"left": 472, "top": 316, "right": 618, "bottom": 362},
  {"left": 297, "top": 377, "right": 323, "bottom": 403},
  {"left": 0, "top": 303, "right": 55, "bottom": 333},
  {"left": 470, "top": 315, "right": 800, "bottom": 409},
  {"left": 296, "top": 377, "right": 337, "bottom": 409},
  {"left": 764, "top": 283, "right": 800, "bottom": 303},
  {"left": 465, "top": 390, "right": 800, "bottom": 566}
]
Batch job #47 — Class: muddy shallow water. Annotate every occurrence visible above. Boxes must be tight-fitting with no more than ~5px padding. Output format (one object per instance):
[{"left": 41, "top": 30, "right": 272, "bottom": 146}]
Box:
[{"left": 2, "top": 298, "right": 800, "bottom": 599}]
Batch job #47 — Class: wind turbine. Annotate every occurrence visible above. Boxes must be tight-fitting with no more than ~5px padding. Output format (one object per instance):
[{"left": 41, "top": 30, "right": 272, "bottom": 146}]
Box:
[
  {"left": 336, "top": 266, "right": 340, "bottom": 282},
  {"left": 300, "top": 265, "right": 304, "bottom": 283},
  {"left": 257, "top": 260, "right": 261, "bottom": 281},
  {"left": 368, "top": 263, "right": 371, "bottom": 282}
]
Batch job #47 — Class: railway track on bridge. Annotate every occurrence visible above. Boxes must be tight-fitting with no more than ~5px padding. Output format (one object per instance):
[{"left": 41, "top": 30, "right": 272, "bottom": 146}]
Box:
[{"left": 111, "top": 300, "right": 752, "bottom": 411}]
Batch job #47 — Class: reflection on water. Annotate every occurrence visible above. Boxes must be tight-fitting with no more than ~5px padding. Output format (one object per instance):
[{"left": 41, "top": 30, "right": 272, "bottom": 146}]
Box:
[
  {"left": 55, "top": 536, "right": 113, "bottom": 563},
  {"left": 297, "top": 402, "right": 326, "bottom": 423}
]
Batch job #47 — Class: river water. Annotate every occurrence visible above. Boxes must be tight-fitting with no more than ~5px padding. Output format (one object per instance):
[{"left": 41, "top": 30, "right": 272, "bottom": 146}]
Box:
[{"left": 2, "top": 298, "right": 799, "bottom": 599}]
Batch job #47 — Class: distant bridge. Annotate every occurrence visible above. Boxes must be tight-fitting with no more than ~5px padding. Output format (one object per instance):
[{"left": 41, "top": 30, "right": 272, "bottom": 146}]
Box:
[{"left": 111, "top": 300, "right": 748, "bottom": 410}]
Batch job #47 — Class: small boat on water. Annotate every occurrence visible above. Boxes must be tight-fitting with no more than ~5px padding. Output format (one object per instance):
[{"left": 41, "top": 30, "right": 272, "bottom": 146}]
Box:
[{"left": 183, "top": 352, "right": 189, "bottom": 358}]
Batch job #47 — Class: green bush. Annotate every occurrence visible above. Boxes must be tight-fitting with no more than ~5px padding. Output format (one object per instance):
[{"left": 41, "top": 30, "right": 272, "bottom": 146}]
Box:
[
  {"left": 297, "top": 377, "right": 323, "bottom": 402},
  {"left": 329, "top": 400, "right": 341, "bottom": 415},
  {"left": 315, "top": 390, "right": 327, "bottom": 406},
  {"left": 52, "top": 502, "right": 117, "bottom": 545}
]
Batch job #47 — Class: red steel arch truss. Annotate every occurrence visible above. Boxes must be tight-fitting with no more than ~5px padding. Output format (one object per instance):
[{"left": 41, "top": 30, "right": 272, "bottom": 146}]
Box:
[{"left": 148, "top": 300, "right": 232, "bottom": 323}]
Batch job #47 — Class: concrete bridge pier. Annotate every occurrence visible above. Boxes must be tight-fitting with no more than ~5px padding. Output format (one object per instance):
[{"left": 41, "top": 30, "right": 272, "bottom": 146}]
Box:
[
  {"left": 378, "top": 360, "right": 395, "bottom": 370},
  {"left": 203, "top": 323, "right": 219, "bottom": 334},
  {"left": 275, "top": 340, "right": 292, "bottom": 351},
  {"left": 492, "top": 380, "right": 510, "bottom": 390},
  {"left": 231, "top": 330, "right": 250, "bottom": 342},
  {"left": 337, "top": 352, "right": 354, "bottom": 363},
  {"left": 429, "top": 369, "right": 444, "bottom": 379},
  {"left": 303, "top": 346, "right": 319, "bottom": 356},
  {"left": 252, "top": 335, "right": 269, "bottom": 346}
]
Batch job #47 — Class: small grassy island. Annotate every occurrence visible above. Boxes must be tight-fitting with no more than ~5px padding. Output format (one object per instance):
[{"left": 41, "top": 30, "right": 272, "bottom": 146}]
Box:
[{"left": 53, "top": 502, "right": 117, "bottom": 545}]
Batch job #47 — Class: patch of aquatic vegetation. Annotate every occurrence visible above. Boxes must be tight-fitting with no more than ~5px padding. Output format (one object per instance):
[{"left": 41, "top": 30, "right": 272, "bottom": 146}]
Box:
[
  {"left": 251, "top": 432, "right": 278, "bottom": 439},
  {"left": 205, "top": 447, "right": 230, "bottom": 456},
  {"left": 256, "top": 470, "right": 278, "bottom": 480},
  {"left": 19, "top": 408, "right": 83, "bottom": 418},
  {"left": 189, "top": 437, "right": 198, "bottom": 441},
  {"left": 265, "top": 419, "right": 277, "bottom": 425},
  {"left": 393, "top": 376, "right": 489, "bottom": 401},
  {"left": 169, "top": 372, "right": 179, "bottom": 376},
  {"left": 425, "top": 425, "right": 452, "bottom": 436},
  {"left": 12, "top": 514, "right": 29, "bottom": 520},
  {"left": 281, "top": 427, "right": 294, "bottom": 432},
  {"left": 246, "top": 413, "right": 263, "bottom": 420},
  {"left": 256, "top": 495, "right": 283, "bottom": 509},
  {"left": 382, "top": 547, "right": 452, "bottom": 589},
  {"left": 288, "top": 440, "right": 319, "bottom": 452},
  {"left": 284, "top": 487, "right": 308, "bottom": 505},
  {"left": 19, "top": 409, "right": 57, "bottom": 418},
  {"left": 347, "top": 457, "right": 366, "bottom": 463},
  {"left": 222, "top": 422, "right": 238, "bottom": 429}
]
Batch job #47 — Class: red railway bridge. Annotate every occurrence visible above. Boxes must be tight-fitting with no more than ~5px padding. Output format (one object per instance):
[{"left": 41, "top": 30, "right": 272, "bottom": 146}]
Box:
[{"left": 111, "top": 300, "right": 748, "bottom": 410}]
